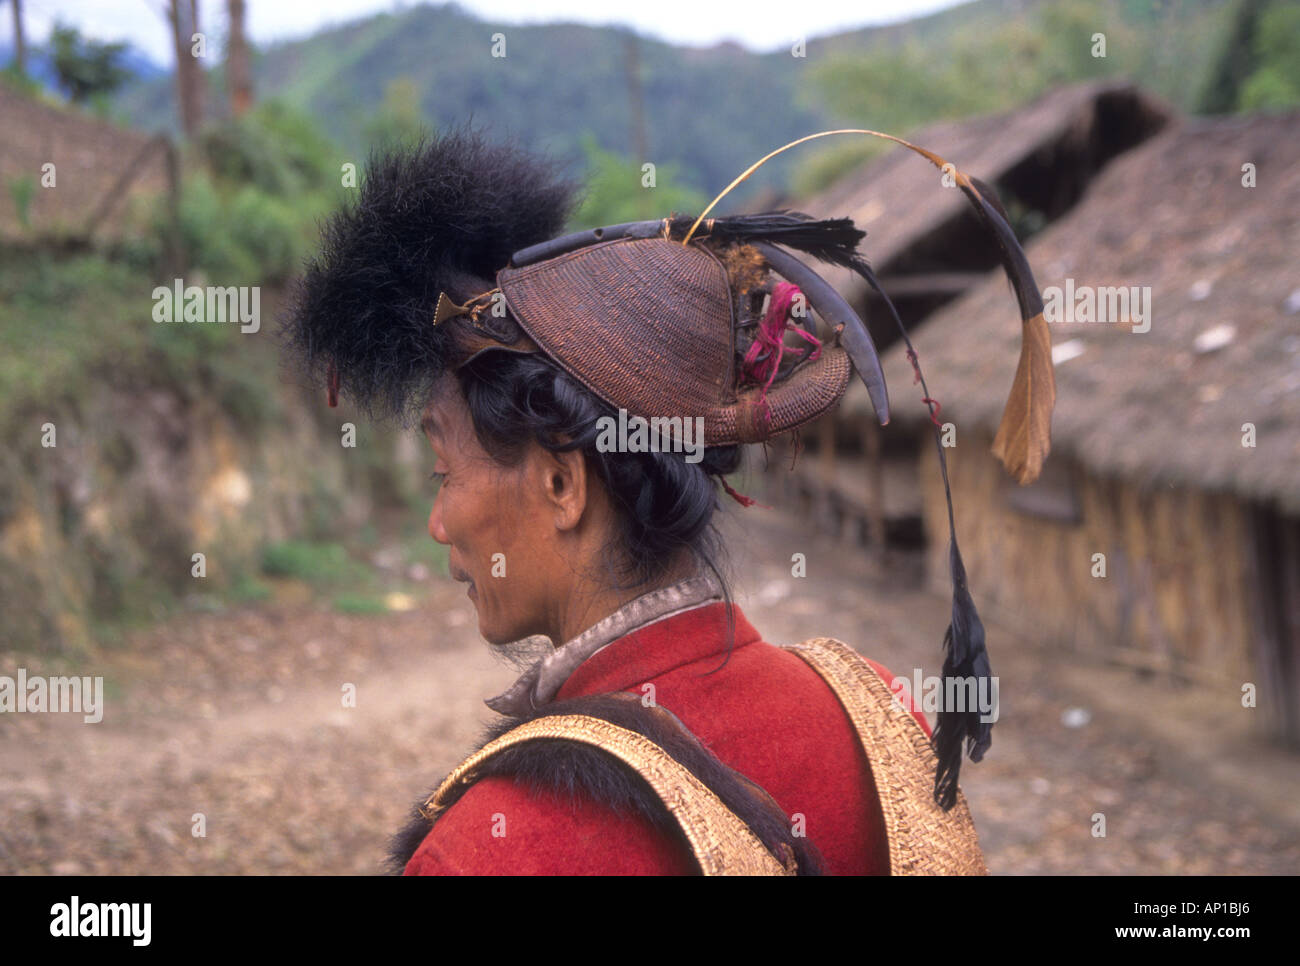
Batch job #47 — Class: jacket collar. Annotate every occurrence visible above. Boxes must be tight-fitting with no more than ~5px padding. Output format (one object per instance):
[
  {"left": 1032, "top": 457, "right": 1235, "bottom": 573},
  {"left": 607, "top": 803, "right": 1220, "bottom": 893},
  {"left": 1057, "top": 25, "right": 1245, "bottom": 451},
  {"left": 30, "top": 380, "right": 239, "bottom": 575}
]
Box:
[
  {"left": 485, "top": 573, "right": 728, "bottom": 716},
  {"left": 555, "top": 597, "right": 762, "bottom": 702}
]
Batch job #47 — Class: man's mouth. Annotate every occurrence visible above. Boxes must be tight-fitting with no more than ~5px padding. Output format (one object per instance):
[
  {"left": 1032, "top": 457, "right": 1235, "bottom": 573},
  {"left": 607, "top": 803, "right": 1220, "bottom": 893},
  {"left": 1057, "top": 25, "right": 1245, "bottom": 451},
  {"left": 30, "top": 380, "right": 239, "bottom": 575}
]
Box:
[{"left": 450, "top": 566, "right": 476, "bottom": 596}]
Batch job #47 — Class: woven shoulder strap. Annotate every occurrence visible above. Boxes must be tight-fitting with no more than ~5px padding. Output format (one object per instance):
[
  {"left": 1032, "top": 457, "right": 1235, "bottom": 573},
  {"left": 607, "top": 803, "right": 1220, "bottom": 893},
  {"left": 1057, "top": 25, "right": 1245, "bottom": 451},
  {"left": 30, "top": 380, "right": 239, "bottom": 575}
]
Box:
[
  {"left": 421, "top": 713, "right": 793, "bottom": 876},
  {"left": 782, "top": 637, "right": 988, "bottom": 875}
]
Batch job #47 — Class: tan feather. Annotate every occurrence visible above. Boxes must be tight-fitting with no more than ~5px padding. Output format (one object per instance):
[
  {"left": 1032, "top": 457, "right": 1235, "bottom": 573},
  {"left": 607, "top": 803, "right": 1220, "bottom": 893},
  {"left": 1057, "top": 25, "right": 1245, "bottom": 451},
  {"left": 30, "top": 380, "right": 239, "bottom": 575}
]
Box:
[{"left": 990, "top": 310, "right": 1055, "bottom": 484}]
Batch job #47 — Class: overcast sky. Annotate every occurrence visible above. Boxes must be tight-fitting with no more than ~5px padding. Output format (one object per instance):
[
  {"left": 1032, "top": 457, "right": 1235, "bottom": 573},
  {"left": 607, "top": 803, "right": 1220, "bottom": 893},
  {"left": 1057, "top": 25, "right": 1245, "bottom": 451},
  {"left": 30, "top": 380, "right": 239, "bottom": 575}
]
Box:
[{"left": 5, "top": 0, "right": 970, "bottom": 64}]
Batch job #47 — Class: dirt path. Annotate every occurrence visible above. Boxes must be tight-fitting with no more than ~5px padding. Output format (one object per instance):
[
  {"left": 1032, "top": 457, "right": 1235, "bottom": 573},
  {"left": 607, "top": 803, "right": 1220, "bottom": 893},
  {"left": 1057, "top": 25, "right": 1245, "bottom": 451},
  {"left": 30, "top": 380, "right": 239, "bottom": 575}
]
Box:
[{"left": 3, "top": 509, "right": 1297, "bottom": 874}]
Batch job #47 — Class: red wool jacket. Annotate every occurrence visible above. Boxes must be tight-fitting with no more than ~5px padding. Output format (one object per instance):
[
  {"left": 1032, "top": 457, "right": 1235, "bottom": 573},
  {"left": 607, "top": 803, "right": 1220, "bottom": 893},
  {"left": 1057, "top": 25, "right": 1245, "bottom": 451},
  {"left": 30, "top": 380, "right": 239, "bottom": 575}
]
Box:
[{"left": 404, "top": 601, "right": 931, "bottom": 875}]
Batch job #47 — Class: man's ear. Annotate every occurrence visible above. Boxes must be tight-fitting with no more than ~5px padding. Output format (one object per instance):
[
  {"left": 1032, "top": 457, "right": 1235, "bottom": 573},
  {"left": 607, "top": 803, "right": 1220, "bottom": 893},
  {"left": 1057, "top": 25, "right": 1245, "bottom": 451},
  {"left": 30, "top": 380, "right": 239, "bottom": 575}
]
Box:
[{"left": 532, "top": 444, "right": 589, "bottom": 531}]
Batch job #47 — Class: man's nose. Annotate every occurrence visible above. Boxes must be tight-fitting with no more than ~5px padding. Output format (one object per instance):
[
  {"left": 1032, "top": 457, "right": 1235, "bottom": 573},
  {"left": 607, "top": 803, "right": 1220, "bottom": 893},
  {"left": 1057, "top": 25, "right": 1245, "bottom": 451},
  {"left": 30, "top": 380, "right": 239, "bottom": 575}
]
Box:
[{"left": 428, "top": 491, "right": 450, "bottom": 545}]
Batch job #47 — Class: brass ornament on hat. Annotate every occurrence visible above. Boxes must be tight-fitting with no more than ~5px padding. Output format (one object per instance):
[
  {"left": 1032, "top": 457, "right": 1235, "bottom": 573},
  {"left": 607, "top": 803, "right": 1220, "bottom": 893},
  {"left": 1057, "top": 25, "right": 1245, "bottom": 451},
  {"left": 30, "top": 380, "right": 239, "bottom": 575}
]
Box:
[{"left": 433, "top": 287, "right": 502, "bottom": 327}]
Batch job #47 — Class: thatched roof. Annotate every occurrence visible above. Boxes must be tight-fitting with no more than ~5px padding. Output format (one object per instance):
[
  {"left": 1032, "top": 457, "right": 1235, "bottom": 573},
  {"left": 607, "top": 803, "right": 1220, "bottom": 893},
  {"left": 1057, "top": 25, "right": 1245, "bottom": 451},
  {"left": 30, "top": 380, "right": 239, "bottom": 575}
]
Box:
[
  {"left": 803, "top": 80, "right": 1174, "bottom": 306},
  {"left": 0, "top": 86, "right": 170, "bottom": 243},
  {"left": 859, "top": 107, "right": 1300, "bottom": 511}
]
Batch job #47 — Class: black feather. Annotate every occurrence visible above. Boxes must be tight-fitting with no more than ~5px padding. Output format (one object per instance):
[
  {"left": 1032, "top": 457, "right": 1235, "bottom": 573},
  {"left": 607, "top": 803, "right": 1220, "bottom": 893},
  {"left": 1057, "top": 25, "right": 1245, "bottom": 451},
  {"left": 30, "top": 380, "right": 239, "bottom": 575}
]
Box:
[
  {"left": 845, "top": 254, "right": 994, "bottom": 811},
  {"left": 282, "top": 123, "right": 579, "bottom": 422},
  {"left": 932, "top": 540, "right": 993, "bottom": 811},
  {"left": 669, "top": 210, "right": 867, "bottom": 269}
]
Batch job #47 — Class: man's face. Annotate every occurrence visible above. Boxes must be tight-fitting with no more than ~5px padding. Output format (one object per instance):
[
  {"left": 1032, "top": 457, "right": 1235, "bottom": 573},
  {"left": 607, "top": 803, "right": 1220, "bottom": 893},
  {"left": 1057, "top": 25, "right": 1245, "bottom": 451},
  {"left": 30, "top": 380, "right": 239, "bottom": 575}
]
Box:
[{"left": 420, "top": 378, "right": 555, "bottom": 645}]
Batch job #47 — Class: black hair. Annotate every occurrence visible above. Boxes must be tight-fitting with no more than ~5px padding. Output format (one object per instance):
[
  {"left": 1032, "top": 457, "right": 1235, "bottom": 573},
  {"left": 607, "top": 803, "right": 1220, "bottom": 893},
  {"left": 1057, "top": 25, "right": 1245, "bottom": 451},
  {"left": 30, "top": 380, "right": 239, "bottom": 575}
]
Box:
[
  {"left": 282, "top": 123, "right": 580, "bottom": 423},
  {"left": 452, "top": 346, "right": 742, "bottom": 656}
]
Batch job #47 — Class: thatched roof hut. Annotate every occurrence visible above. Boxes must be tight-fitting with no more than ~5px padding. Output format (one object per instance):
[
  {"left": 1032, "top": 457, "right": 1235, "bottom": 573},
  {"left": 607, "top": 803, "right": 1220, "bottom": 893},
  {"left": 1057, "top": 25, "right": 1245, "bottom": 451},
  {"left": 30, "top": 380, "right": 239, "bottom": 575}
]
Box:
[
  {"left": 805, "top": 80, "right": 1174, "bottom": 348},
  {"left": 875, "top": 107, "right": 1300, "bottom": 511},
  {"left": 0, "top": 86, "right": 172, "bottom": 244},
  {"left": 844, "top": 106, "right": 1300, "bottom": 744}
]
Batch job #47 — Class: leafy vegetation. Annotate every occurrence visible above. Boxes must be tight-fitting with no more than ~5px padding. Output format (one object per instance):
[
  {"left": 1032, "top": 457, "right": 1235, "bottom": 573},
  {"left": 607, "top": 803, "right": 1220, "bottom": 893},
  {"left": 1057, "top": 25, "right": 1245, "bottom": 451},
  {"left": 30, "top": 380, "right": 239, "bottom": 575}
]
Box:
[
  {"left": 48, "top": 23, "right": 130, "bottom": 105},
  {"left": 571, "top": 134, "right": 711, "bottom": 227},
  {"left": 259, "top": 536, "right": 444, "bottom": 617},
  {"left": 176, "top": 100, "right": 345, "bottom": 285},
  {"left": 1200, "top": 0, "right": 1300, "bottom": 112},
  {"left": 0, "top": 61, "right": 43, "bottom": 97},
  {"left": 0, "top": 251, "right": 144, "bottom": 408},
  {"left": 261, "top": 540, "right": 369, "bottom": 583},
  {"left": 0, "top": 100, "right": 355, "bottom": 652},
  {"left": 331, "top": 593, "right": 390, "bottom": 615},
  {"left": 6, "top": 174, "right": 35, "bottom": 229}
]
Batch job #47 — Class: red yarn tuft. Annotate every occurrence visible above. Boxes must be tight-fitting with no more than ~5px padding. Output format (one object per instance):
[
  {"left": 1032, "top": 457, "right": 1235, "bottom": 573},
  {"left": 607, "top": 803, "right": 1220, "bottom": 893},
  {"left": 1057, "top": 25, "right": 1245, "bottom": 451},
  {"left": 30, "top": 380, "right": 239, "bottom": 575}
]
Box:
[
  {"left": 721, "top": 478, "right": 771, "bottom": 509},
  {"left": 740, "top": 282, "right": 823, "bottom": 434},
  {"left": 906, "top": 347, "right": 922, "bottom": 386}
]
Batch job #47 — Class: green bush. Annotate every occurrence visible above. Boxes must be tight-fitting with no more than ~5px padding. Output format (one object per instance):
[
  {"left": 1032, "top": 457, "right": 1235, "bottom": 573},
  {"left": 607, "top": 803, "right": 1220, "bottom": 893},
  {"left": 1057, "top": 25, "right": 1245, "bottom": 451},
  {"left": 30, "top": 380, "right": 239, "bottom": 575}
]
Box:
[
  {"left": 174, "top": 172, "right": 254, "bottom": 282},
  {"left": 261, "top": 540, "right": 367, "bottom": 584},
  {"left": 572, "top": 133, "right": 710, "bottom": 228},
  {"left": 231, "top": 573, "right": 273, "bottom": 603},
  {"left": 7, "top": 175, "right": 36, "bottom": 229},
  {"left": 0, "top": 63, "right": 43, "bottom": 97},
  {"left": 227, "top": 186, "right": 305, "bottom": 282},
  {"left": 200, "top": 100, "right": 339, "bottom": 196},
  {"left": 332, "top": 592, "right": 388, "bottom": 615},
  {"left": 172, "top": 171, "right": 313, "bottom": 285},
  {"left": 0, "top": 250, "right": 142, "bottom": 410}
]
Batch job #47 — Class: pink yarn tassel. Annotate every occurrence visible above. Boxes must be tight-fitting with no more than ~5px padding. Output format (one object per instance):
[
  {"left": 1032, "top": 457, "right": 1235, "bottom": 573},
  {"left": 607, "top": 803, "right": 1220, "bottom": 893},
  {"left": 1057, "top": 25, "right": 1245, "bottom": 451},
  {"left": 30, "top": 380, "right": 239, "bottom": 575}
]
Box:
[{"left": 740, "top": 282, "right": 822, "bottom": 434}]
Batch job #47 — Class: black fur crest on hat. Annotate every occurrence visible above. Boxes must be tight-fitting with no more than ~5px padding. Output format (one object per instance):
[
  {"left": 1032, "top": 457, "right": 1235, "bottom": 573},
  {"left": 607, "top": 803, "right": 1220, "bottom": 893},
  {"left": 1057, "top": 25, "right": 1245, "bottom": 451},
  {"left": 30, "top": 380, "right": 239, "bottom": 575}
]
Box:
[{"left": 283, "top": 123, "right": 579, "bottom": 421}]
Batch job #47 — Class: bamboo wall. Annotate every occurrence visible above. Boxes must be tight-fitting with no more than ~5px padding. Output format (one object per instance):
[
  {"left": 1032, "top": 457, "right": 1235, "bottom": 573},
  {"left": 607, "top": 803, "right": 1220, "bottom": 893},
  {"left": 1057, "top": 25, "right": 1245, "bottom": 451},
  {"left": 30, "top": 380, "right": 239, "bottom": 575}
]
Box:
[{"left": 917, "top": 430, "right": 1258, "bottom": 687}]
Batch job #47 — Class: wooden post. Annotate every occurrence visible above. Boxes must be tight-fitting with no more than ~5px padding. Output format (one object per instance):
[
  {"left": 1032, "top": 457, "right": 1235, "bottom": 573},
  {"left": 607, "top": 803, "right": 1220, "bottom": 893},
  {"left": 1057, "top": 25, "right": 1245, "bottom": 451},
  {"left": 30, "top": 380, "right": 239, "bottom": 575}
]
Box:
[
  {"left": 82, "top": 136, "right": 168, "bottom": 240},
  {"left": 1245, "top": 501, "right": 1300, "bottom": 746},
  {"left": 168, "top": 0, "right": 205, "bottom": 139},
  {"left": 863, "top": 418, "right": 886, "bottom": 556},
  {"left": 227, "top": 0, "right": 253, "bottom": 117},
  {"left": 163, "top": 138, "right": 185, "bottom": 277},
  {"left": 10, "top": 0, "right": 26, "bottom": 77},
  {"left": 818, "top": 412, "right": 837, "bottom": 536}
]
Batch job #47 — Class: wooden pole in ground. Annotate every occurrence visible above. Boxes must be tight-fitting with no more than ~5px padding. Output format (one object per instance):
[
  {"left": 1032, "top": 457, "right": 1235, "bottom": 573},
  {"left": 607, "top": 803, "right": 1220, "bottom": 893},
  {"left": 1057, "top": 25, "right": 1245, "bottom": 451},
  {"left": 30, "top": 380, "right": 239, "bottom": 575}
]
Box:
[
  {"left": 818, "top": 412, "right": 836, "bottom": 537},
  {"left": 10, "top": 0, "right": 26, "bottom": 76},
  {"left": 227, "top": 0, "right": 253, "bottom": 117},
  {"left": 864, "top": 417, "right": 886, "bottom": 557},
  {"left": 164, "top": 138, "right": 185, "bottom": 276}
]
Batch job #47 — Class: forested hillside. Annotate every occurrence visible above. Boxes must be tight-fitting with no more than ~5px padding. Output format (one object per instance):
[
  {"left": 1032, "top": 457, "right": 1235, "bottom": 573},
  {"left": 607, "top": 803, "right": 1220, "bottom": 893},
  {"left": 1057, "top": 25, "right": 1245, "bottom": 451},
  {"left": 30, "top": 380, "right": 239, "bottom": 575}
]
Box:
[{"left": 111, "top": 0, "right": 1298, "bottom": 201}]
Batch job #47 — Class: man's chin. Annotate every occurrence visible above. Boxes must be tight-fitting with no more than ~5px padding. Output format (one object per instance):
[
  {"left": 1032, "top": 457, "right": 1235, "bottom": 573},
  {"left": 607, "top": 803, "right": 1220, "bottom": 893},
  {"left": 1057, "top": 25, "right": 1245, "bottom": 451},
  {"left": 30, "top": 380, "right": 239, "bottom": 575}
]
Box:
[
  {"left": 488, "top": 633, "right": 554, "bottom": 670},
  {"left": 475, "top": 614, "right": 515, "bottom": 647},
  {"left": 471, "top": 604, "right": 548, "bottom": 653}
]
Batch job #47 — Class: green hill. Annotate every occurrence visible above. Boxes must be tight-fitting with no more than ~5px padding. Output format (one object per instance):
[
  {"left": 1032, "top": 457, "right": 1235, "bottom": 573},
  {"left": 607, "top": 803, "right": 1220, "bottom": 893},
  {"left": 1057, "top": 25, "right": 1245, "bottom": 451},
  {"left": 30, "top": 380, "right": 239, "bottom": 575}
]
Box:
[{"left": 111, "top": 0, "right": 1276, "bottom": 203}]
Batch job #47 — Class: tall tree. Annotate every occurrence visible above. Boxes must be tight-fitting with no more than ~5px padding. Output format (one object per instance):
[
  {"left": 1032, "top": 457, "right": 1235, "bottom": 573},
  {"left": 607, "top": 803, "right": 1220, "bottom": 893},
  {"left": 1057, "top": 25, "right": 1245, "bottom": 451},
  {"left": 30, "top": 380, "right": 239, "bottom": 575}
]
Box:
[
  {"left": 227, "top": 0, "right": 252, "bottom": 117},
  {"left": 48, "top": 24, "right": 130, "bottom": 103},
  {"left": 1199, "top": 0, "right": 1267, "bottom": 114},
  {"left": 167, "top": 0, "right": 204, "bottom": 137},
  {"left": 8, "top": 0, "right": 25, "bottom": 76}
]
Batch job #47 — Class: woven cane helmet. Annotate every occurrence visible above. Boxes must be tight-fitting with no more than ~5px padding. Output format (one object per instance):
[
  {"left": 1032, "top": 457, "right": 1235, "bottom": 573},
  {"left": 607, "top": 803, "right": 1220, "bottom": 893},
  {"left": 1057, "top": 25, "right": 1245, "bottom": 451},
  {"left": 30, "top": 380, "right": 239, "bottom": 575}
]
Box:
[
  {"left": 431, "top": 216, "right": 890, "bottom": 446},
  {"left": 287, "top": 125, "right": 1055, "bottom": 809}
]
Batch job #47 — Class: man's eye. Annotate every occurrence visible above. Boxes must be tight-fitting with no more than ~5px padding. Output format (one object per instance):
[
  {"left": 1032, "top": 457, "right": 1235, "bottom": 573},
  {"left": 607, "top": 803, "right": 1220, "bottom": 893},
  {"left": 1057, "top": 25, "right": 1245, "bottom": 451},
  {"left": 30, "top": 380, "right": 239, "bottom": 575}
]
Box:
[{"left": 428, "top": 471, "right": 447, "bottom": 486}]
